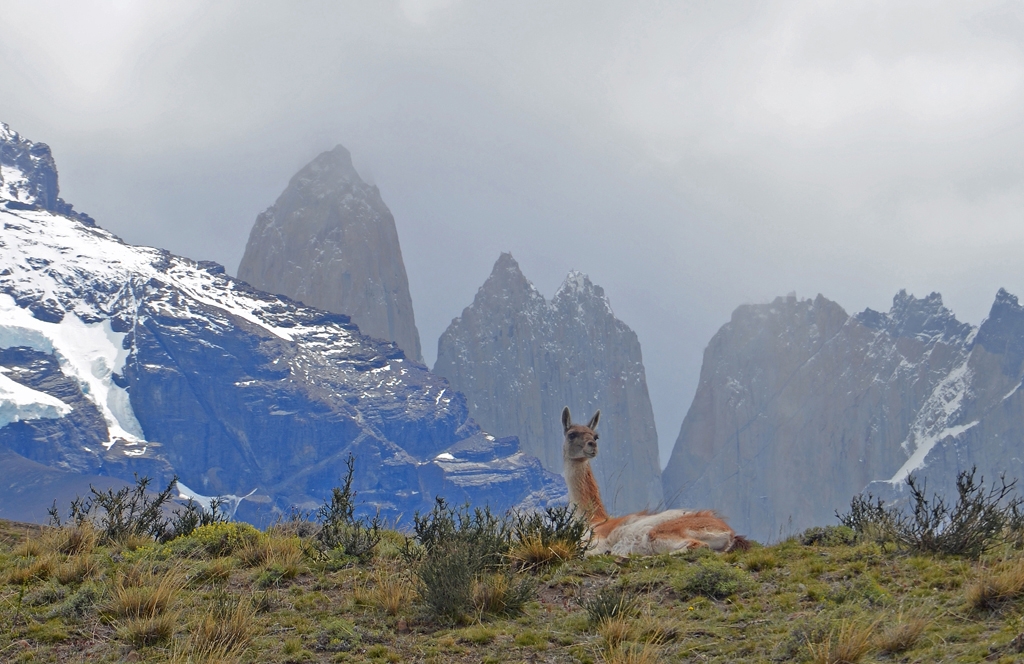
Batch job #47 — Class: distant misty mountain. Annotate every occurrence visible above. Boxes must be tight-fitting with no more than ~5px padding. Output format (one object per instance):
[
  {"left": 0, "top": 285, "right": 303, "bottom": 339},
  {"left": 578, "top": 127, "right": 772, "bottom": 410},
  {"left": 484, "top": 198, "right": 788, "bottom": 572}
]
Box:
[
  {"left": 0, "top": 123, "right": 563, "bottom": 524},
  {"left": 238, "top": 145, "right": 423, "bottom": 362},
  {"left": 434, "top": 253, "right": 662, "bottom": 514},
  {"left": 663, "top": 289, "right": 1024, "bottom": 542}
]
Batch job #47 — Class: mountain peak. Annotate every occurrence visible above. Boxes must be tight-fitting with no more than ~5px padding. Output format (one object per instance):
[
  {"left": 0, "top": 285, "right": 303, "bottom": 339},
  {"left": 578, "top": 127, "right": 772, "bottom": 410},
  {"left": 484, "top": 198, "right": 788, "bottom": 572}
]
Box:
[
  {"left": 856, "top": 289, "right": 971, "bottom": 344},
  {"left": 237, "top": 143, "right": 423, "bottom": 361},
  {"left": 0, "top": 121, "right": 93, "bottom": 225}
]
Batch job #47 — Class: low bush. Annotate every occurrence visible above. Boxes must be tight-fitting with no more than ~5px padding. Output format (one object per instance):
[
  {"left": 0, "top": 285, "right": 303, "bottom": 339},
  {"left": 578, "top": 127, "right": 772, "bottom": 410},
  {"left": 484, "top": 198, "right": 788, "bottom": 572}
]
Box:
[
  {"left": 897, "top": 468, "right": 1021, "bottom": 558},
  {"left": 170, "top": 522, "right": 261, "bottom": 558},
  {"left": 510, "top": 505, "right": 591, "bottom": 568},
  {"left": 412, "top": 498, "right": 528, "bottom": 622},
  {"left": 838, "top": 467, "right": 1023, "bottom": 559},
  {"left": 48, "top": 474, "right": 231, "bottom": 545},
  {"left": 676, "top": 559, "right": 752, "bottom": 599},
  {"left": 801, "top": 526, "right": 857, "bottom": 547},
  {"left": 313, "top": 454, "right": 383, "bottom": 562},
  {"left": 579, "top": 584, "right": 640, "bottom": 625}
]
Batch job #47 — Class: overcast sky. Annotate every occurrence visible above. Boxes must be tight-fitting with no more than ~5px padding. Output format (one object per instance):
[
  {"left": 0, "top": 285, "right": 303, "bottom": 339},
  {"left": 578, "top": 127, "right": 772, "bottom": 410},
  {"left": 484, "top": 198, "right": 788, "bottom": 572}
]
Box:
[{"left": 3, "top": 1, "right": 1024, "bottom": 466}]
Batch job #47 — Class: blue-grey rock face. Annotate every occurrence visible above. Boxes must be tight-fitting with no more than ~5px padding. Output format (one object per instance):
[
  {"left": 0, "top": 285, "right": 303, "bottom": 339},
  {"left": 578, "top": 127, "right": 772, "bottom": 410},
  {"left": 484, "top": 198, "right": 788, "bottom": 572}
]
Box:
[
  {"left": 662, "top": 291, "right": 977, "bottom": 542},
  {"left": 434, "top": 253, "right": 662, "bottom": 515},
  {"left": 237, "top": 145, "right": 423, "bottom": 362},
  {"left": 864, "top": 288, "right": 1024, "bottom": 507},
  {"left": 0, "top": 124, "right": 563, "bottom": 525}
]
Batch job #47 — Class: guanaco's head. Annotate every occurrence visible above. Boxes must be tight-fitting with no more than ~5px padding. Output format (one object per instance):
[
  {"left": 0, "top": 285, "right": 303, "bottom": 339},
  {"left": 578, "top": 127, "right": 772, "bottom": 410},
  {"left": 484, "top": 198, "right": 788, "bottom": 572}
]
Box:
[{"left": 562, "top": 406, "right": 601, "bottom": 462}]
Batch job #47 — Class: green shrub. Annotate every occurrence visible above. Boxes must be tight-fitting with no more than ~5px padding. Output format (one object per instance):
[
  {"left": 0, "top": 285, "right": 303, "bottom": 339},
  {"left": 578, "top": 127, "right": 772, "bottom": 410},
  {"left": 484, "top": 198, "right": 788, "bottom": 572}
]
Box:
[
  {"left": 801, "top": 526, "right": 857, "bottom": 547},
  {"left": 47, "top": 474, "right": 231, "bottom": 545},
  {"left": 839, "top": 467, "right": 1024, "bottom": 558},
  {"left": 578, "top": 584, "right": 639, "bottom": 625},
  {"left": 896, "top": 468, "right": 1021, "bottom": 559},
  {"left": 412, "top": 497, "right": 530, "bottom": 622},
  {"left": 313, "top": 454, "right": 382, "bottom": 562},
  {"left": 170, "top": 522, "right": 261, "bottom": 558},
  {"left": 677, "top": 559, "right": 752, "bottom": 599}
]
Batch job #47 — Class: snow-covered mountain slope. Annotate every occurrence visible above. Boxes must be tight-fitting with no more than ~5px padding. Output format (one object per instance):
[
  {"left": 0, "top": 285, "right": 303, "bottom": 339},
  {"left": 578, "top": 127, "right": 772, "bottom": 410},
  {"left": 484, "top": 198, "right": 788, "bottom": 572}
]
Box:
[{"left": 0, "top": 123, "right": 564, "bottom": 523}]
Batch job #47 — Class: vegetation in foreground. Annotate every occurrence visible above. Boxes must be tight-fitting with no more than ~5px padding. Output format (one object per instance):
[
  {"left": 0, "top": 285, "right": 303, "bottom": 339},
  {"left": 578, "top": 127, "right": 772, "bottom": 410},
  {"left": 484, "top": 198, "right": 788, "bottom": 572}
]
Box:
[{"left": 5, "top": 467, "right": 1024, "bottom": 662}]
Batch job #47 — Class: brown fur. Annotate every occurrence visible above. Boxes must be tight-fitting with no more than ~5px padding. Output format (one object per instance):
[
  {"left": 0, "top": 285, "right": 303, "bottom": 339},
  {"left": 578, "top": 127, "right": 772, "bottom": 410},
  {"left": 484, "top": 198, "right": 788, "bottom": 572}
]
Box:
[{"left": 561, "top": 406, "right": 748, "bottom": 555}]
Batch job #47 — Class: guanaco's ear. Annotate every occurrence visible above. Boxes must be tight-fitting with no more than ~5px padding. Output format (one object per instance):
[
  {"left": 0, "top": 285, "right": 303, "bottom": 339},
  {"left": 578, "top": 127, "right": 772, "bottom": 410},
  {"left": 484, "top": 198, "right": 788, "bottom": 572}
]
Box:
[
  {"left": 561, "top": 407, "right": 572, "bottom": 434},
  {"left": 586, "top": 410, "right": 601, "bottom": 431}
]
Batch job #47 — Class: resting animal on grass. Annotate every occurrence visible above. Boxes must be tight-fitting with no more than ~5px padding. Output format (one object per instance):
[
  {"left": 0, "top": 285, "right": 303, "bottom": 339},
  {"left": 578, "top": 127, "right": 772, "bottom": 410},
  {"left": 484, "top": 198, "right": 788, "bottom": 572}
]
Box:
[{"left": 561, "top": 406, "right": 749, "bottom": 556}]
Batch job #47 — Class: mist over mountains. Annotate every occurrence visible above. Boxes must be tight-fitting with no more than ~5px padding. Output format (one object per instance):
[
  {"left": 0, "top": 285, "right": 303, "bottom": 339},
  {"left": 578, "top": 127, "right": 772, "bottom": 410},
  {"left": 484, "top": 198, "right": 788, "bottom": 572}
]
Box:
[
  {"left": 0, "top": 123, "right": 562, "bottom": 524},
  {"left": 5, "top": 121, "right": 1024, "bottom": 542}
]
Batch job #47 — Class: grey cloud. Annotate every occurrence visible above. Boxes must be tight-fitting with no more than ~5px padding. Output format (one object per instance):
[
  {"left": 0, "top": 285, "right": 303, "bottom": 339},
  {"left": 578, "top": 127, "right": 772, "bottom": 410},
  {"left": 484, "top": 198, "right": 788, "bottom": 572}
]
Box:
[{"left": 3, "top": 1, "right": 1024, "bottom": 463}]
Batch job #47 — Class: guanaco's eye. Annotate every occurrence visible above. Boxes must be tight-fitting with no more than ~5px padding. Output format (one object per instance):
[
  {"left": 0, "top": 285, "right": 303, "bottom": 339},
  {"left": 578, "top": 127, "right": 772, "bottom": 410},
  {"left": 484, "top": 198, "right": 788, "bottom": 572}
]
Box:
[
  {"left": 568, "top": 432, "right": 577, "bottom": 439},
  {"left": 594, "top": 434, "right": 599, "bottom": 440}
]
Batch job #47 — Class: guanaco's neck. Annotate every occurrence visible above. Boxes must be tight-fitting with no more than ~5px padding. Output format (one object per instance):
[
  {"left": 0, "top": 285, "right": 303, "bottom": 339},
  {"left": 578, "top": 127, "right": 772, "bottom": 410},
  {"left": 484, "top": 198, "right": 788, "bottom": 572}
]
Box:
[{"left": 564, "top": 457, "right": 610, "bottom": 523}]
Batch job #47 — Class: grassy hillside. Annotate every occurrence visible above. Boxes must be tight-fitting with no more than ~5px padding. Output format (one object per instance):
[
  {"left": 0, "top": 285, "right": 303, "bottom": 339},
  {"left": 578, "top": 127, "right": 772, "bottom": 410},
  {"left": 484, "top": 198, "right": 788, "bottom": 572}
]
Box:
[{"left": 4, "top": 510, "right": 1024, "bottom": 664}]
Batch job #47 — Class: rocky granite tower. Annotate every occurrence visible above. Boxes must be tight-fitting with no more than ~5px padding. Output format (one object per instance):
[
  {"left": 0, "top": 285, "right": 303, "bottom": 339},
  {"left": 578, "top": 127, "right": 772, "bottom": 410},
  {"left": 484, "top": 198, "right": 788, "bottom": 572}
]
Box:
[
  {"left": 662, "top": 291, "right": 977, "bottom": 542},
  {"left": 237, "top": 146, "right": 422, "bottom": 361},
  {"left": 434, "top": 253, "right": 662, "bottom": 514}
]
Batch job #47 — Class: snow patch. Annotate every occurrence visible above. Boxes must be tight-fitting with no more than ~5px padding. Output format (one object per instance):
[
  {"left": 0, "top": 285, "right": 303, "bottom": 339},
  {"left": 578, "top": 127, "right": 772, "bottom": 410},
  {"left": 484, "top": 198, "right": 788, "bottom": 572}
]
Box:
[
  {"left": 889, "top": 420, "right": 980, "bottom": 484},
  {"left": 0, "top": 370, "right": 71, "bottom": 427},
  {"left": 0, "top": 293, "right": 144, "bottom": 446}
]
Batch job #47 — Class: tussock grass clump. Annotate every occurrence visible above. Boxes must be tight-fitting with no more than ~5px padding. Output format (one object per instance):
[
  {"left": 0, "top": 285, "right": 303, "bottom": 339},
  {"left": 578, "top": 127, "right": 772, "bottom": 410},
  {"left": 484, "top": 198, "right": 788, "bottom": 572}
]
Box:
[
  {"left": 41, "top": 521, "right": 98, "bottom": 556},
  {"left": 598, "top": 640, "right": 662, "bottom": 664},
  {"left": 117, "top": 611, "right": 178, "bottom": 647},
  {"left": 53, "top": 553, "right": 100, "bottom": 585},
  {"left": 368, "top": 566, "right": 415, "bottom": 615},
  {"left": 965, "top": 560, "right": 1024, "bottom": 611},
  {"left": 471, "top": 571, "right": 534, "bottom": 617},
  {"left": 510, "top": 505, "right": 591, "bottom": 568},
  {"left": 238, "top": 534, "right": 303, "bottom": 569},
  {"left": 5, "top": 553, "right": 56, "bottom": 585},
  {"left": 805, "top": 618, "right": 878, "bottom": 664},
  {"left": 742, "top": 548, "right": 778, "bottom": 572},
  {"left": 875, "top": 612, "right": 928, "bottom": 655},
  {"left": 188, "top": 557, "right": 236, "bottom": 586},
  {"left": 676, "top": 558, "right": 752, "bottom": 599},
  {"left": 103, "top": 563, "right": 184, "bottom": 620},
  {"left": 580, "top": 584, "right": 640, "bottom": 625},
  {"left": 189, "top": 592, "right": 256, "bottom": 656}
]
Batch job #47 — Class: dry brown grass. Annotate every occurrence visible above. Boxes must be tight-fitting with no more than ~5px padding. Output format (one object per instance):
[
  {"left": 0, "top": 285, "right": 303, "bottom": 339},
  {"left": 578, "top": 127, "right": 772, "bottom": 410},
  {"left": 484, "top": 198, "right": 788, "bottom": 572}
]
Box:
[
  {"left": 370, "top": 567, "right": 415, "bottom": 616},
  {"left": 12, "top": 537, "right": 45, "bottom": 558},
  {"left": 189, "top": 594, "right": 256, "bottom": 655},
  {"left": 42, "top": 522, "right": 98, "bottom": 556},
  {"left": 875, "top": 612, "right": 928, "bottom": 654},
  {"left": 53, "top": 554, "right": 99, "bottom": 585},
  {"left": 965, "top": 560, "right": 1024, "bottom": 611},
  {"left": 238, "top": 535, "right": 303, "bottom": 570},
  {"left": 103, "top": 563, "right": 184, "bottom": 620},
  {"left": 116, "top": 611, "right": 178, "bottom": 647},
  {"left": 806, "top": 619, "right": 878, "bottom": 664},
  {"left": 509, "top": 534, "right": 578, "bottom": 569},
  {"left": 598, "top": 640, "right": 662, "bottom": 664},
  {"left": 598, "top": 615, "right": 634, "bottom": 650},
  {"left": 5, "top": 554, "right": 56, "bottom": 585}
]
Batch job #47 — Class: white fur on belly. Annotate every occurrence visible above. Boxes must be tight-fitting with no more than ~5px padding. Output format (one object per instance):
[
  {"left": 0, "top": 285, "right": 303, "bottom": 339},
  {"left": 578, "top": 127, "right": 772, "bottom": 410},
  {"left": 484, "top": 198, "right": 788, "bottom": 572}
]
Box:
[{"left": 588, "top": 509, "right": 733, "bottom": 556}]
